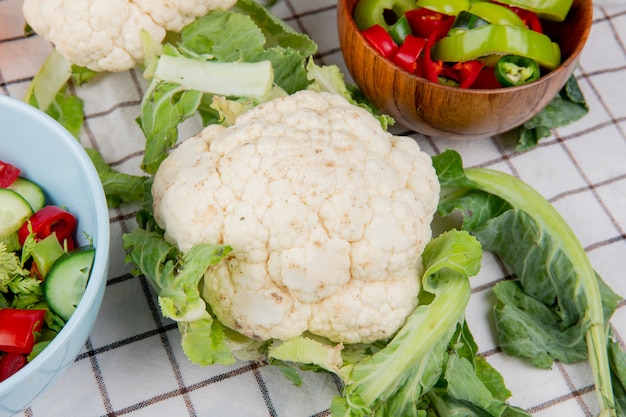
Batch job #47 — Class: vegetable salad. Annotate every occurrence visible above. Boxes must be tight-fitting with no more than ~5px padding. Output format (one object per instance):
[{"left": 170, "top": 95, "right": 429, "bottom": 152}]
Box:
[
  {"left": 0, "top": 159, "right": 95, "bottom": 382},
  {"left": 353, "top": 0, "right": 568, "bottom": 89}
]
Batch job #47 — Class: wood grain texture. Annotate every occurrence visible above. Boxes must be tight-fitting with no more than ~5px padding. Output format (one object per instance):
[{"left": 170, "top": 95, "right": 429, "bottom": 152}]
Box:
[{"left": 337, "top": 0, "right": 593, "bottom": 139}]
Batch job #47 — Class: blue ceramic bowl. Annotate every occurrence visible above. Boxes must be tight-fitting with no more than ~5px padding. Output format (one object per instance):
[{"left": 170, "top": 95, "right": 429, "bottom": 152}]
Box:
[{"left": 0, "top": 95, "right": 110, "bottom": 415}]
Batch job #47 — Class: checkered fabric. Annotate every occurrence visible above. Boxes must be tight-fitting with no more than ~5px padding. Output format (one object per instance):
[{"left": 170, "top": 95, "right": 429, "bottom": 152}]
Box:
[{"left": 1, "top": 0, "right": 626, "bottom": 415}]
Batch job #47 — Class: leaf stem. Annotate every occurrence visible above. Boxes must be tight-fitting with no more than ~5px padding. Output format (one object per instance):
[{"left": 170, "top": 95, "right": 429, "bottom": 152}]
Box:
[{"left": 464, "top": 167, "right": 616, "bottom": 417}]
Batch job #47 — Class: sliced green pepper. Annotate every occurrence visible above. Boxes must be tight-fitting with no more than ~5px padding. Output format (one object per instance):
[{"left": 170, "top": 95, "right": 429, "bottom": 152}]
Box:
[
  {"left": 448, "top": 11, "right": 490, "bottom": 36},
  {"left": 353, "top": 0, "right": 417, "bottom": 31},
  {"left": 468, "top": 2, "right": 526, "bottom": 26},
  {"left": 495, "top": 55, "right": 541, "bottom": 86},
  {"left": 494, "top": 0, "right": 573, "bottom": 21},
  {"left": 416, "top": 0, "right": 470, "bottom": 16},
  {"left": 388, "top": 15, "right": 413, "bottom": 45},
  {"left": 432, "top": 24, "right": 561, "bottom": 70}
]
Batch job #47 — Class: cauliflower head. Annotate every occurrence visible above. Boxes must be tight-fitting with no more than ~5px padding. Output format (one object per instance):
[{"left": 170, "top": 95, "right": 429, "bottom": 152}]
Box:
[
  {"left": 152, "top": 90, "right": 440, "bottom": 344},
  {"left": 22, "top": 0, "right": 236, "bottom": 72}
]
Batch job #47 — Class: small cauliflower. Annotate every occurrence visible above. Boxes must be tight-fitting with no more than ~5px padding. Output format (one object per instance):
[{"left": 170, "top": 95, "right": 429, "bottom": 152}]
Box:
[
  {"left": 152, "top": 90, "right": 440, "bottom": 344},
  {"left": 22, "top": 0, "right": 236, "bottom": 72}
]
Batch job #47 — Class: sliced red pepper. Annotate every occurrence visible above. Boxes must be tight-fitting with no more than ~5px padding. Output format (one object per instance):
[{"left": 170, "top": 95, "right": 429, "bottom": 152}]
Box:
[
  {"left": 440, "top": 63, "right": 461, "bottom": 83},
  {"left": 472, "top": 67, "right": 504, "bottom": 89},
  {"left": 452, "top": 60, "right": 485, "bottom": 88},
  {"left": 419, "top": 26, "right": 449, "bottom": 83},
  {"left": 493, "top": 1, "right": 544, "bottom": 33},
  {"left": 17, "top": 205, "right": 78, "bottom": 247},
  {"left": 0, "top": 309, "right": 46, "bottom": 354},
  {"left": 0, "top": 160, "right": 20, "bottom": 188},
  {"left": 361, "top": 24, "right": 399, "bottom": 59},
  {"left": 393, "top": 35, "right": 427, "bottom": 73},
  {"left": 0, "top": 352, "right": 28, "bottom": 382},
  {"left": 422, "top": 56, "right": 444, "bottom": 82},
  {"left": 517, "top": 8, "right": 543, "bottom": 33},
  {"left": 405, "top": 8, "right": 455, "bottom": 39}
]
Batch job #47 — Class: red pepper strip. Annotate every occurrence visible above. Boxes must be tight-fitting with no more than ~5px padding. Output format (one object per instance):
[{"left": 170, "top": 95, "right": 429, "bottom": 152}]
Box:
[
  {"left": 439, "top": 64, "right": 461, "bottom": 84},
  {"left": 0, "top": 160, "right": 20, "bottom": 188},
  {"left": 472, "top": 67, "right": 503, "bottom": 89},
  {"left": 0, "top": 309, "right": 46, "bottom": 354},
  {"left": 405, "top": 8, "right": 455, "bottom": 39},
  {"left": 18, "top": 205, "right": 78, "bottom": 247},
  {"left": 453, "top": 60, "right": 485, "bottom": 88},
  {"left": 393, "top": 35, "right": 427, "bottom": 73},
  {"left": 361, "top": 24, "right": 399, "bottom": 59},
  {"left": 517, "top": 9, "right": 543, "bottom": 33},
  {"left": 493, "top": 1, "right": 544, "bottom": 33},
  {"left": 420, "top": 26, "right": 449, "bottom": 83},
  {"left": 0, "top": 352, "right": 28, "bottom": 382}
]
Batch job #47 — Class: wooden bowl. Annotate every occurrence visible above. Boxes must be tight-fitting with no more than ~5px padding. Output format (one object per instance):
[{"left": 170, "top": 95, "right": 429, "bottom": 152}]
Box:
[{"left": 337, "top": 0, "right": 593, "bottom": 139}]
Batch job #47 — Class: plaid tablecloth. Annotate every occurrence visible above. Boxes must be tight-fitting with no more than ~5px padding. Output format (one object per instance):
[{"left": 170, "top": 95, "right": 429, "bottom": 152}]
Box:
[{"left": 1, "top": 0, "right": 626, "bottom": 415}]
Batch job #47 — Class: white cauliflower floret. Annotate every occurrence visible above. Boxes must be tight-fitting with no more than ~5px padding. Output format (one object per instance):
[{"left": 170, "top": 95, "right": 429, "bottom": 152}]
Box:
[
  {"left": 22, "top": 0, "right": 236, "bottom": 72},
  {"left": 152, "top": 90, "right": 440, "bottom": 344}
]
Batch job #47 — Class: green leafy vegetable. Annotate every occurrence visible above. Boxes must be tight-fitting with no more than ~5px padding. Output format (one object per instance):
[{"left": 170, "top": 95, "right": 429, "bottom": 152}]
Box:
[
  {"left": 41, "top": 90, "right": 84, "bottom": 138},
  {"left": 136, "top": 0, "right": 384, "bottom": 176},
  {"left": 609, "top": 339, "right": 626, "bottom": 416},
  {"left": 432, "top": 149, "right": 624, "bottom": 417},
  {"left": 23, "top": 49, "right": 84, "bottom": 137},
  {"left": 138, "top": 0, "right": 318, "bottom": 174},
  {"left": 69, "top": 65, "right": 99, "bottom": 86},
  {"left": 137, "top": 81, "right": 204, "bottom": 174},
  {"left": 123, "top": 228, "right": 235, "bottom": 365},
  {"left": 334, "top": 230, "right": 481, "bottom": 416},
  {"left": 515, "top": 75, "right": 589, "bottom": 151},
  {"left": 23, "top": 48, "right": 97, "bottom": 138},
  {"left": 0, "top": 238, "right": 44, "bottom": 310},
  {"left": 305, "top": 59, "right": 394, "bottom": 129},
  {"left": 232, "top": 0, "right": 316, "bottom": 57},
  {"left": 24, "top": 49, "right": 73, "bottom": 114},
  {"left": 84, "top": 148, "right": 147, "bottom": 209},
  {"left": 0, "top": 242, "right": 29, "bottom": 280}
]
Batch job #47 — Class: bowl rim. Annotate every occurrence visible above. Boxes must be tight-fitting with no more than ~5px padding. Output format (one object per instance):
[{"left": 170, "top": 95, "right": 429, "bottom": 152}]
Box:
[{"left": 0, "top": 95, "right": 110, "bottom": 395}]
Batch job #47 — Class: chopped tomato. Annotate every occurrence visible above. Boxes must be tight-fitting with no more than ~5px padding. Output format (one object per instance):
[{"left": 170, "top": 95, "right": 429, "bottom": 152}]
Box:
[
  {"left": 0, "top": 352, "right": 28, "bottom": 382},
  {"left": 0, "top": 160, "right": 20, "bottom": 188}
]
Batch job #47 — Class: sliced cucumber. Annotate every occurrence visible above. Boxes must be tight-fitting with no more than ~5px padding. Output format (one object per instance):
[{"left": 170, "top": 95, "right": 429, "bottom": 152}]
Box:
[
  {"left": 7, "top": 177, "right": 45, "bottom": 212},
  {"left": 43, "top": 246, "right": 95, "bottom": 321},
  {"left": 0, "top": 188, "right": 33, "bottom": 240}
]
